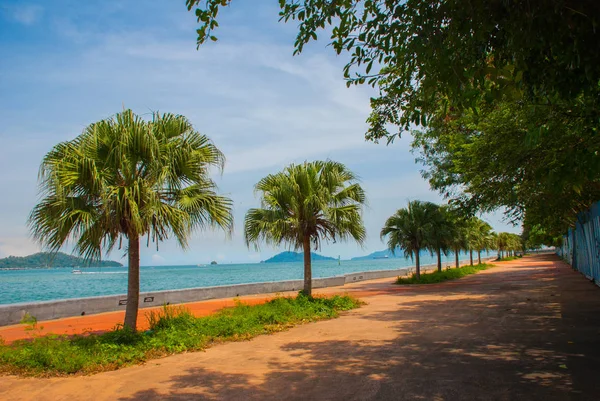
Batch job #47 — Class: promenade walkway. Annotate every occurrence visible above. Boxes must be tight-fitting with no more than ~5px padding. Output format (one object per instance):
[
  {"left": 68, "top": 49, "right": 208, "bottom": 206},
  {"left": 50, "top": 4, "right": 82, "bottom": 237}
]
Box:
[{"left": 2, "top": 254, "right": 599, "bottom": 400}]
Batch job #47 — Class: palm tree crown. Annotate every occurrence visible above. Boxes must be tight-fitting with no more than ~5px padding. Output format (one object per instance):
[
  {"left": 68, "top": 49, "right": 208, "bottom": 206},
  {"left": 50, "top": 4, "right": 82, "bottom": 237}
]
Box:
[
  {"left": 381, "top": 200, "right": 438, "bottom": 279},
  {"left": 29, "top": 109, "right": 233, "bottom": 329},
  {"left": 244, "top": 160, "right": 366, "bottom": 295}
]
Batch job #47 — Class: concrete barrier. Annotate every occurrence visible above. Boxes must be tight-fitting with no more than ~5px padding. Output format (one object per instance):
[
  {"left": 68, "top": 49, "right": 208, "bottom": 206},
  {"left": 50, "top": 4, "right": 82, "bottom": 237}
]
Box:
[
  {"left": 0, "top": 256, "right": 499, "bottom": 326},
  {"left": 0, "top": 276, "right": 346, "bottom": 326}
]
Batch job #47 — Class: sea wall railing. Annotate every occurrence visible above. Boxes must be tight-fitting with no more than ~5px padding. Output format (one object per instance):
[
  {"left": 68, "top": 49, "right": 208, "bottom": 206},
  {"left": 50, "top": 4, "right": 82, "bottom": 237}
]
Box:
[{"left": 557, "top": 201, "right": 600, "bottom": 286}]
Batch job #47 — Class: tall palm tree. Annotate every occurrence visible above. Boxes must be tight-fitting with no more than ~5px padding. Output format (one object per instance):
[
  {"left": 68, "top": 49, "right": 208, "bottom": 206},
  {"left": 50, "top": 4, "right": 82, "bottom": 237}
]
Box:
[
  {"left": 381, "top": 200, "right": 437, "bottom": 280},
  {"left": 244, "top": 160, "right": 366, "bottom": 296},
  {"left": 426, "top": 204, "right": 453, "bottom": 272},
  {"left": 29, "top": 110, "right": 233, "bottom": 330},
  {"left": 446, "top": 210, "right": 468, "bottom": 268},
  {"left": 496, "top": 232, "right": 511, "bottom": 259},
  {"left": 464, "top": 217, "right": 484, "bottom": 265},
  {"left": 472, "top": 219, "right": 493, "bottom": 264}
]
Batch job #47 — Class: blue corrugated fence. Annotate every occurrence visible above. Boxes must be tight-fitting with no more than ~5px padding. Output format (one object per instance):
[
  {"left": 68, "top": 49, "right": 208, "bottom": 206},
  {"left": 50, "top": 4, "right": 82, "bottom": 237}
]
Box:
[{"left": 557, "top": 201, "right": 600, "bottom": 286}]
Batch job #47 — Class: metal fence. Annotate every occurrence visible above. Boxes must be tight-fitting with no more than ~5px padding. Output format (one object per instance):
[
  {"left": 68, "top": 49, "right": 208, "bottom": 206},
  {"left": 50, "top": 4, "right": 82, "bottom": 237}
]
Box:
[{"left": 557, "top": 201, "right": 600, "bottom": 286}]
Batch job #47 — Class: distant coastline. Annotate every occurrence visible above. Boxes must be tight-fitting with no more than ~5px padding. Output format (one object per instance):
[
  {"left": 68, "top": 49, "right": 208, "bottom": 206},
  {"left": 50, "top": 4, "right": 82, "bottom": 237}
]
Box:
[
  {"left": 264, "top": 251, "right": 336, "bottom": 263},
  {"left": 0, "top": 252, "right": 123, "bottom": 269}
]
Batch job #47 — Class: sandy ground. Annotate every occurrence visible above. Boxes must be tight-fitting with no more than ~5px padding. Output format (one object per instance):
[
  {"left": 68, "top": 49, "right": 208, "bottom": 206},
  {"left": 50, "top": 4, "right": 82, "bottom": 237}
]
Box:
[{"left": 1, "top": 254, "right": 599, "bottom": 400}]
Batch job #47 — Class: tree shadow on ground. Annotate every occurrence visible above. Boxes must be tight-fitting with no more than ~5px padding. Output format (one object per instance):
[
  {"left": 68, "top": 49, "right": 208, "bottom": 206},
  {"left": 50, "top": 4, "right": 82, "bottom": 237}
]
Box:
[{"left": 118, "top": 256, "right": 600, "bottom": 401}]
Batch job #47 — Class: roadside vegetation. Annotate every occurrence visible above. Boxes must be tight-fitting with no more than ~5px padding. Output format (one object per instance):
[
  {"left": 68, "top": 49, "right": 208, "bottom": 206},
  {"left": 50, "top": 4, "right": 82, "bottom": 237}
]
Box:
[
  {"left": 396, "top": 263, "right": 494, "bottom": 285},
  {"left": 496, "top": 255, "right": 523, "bottom": 262},
  {"left": 380, "top": 200, "right": 516, "bottom": 280},
  {"left": 0, "top": 294, "right": 360, "bottom": 377}
]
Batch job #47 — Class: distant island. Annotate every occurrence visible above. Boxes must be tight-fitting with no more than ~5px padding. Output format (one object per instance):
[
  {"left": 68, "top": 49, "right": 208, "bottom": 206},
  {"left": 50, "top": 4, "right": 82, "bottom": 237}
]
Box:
[
  {"left": 264, "top": 251, "right": 336, "bottom": 263},
  {"left": 0, "top": 252, "right": 123, "bottom": 269},
  {"left": 351, "top": 248, "right": 404, "bottom": 261}
]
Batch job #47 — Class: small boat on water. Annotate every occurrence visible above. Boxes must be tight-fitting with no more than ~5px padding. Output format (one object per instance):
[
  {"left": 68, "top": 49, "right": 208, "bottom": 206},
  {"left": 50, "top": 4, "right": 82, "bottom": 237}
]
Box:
[{"left": 72, "top": 268, "right": 82, "bottom": 274}]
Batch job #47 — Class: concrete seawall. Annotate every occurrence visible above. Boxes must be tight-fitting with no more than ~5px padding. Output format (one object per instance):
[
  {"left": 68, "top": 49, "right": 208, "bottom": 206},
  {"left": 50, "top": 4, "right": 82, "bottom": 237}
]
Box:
[{"left": 0, "top": 257, "right": 495, "bottom": 326}]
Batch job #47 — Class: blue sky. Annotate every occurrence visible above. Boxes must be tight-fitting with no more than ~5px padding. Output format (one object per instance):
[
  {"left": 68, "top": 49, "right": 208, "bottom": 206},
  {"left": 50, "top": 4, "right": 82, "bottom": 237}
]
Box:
[{"left": 0, "top": 1, "right": 518, "bottom": 265}]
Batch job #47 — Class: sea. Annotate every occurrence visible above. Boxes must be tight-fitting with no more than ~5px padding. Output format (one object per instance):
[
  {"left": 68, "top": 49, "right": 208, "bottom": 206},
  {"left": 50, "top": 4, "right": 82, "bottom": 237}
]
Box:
[{"left": 0, "top": 251, "right": 491, "bottom": 305}]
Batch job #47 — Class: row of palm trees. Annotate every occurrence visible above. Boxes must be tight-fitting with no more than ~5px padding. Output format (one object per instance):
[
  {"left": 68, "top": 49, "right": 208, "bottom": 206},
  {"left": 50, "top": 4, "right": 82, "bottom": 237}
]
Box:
[
  {"left": 29, "top": 110, "right": 521, "bottom": 330},
  {"left": 381, "top": 201, "right": 495, "bottom": 279},
  {"left": 29, "top": 110, "right": 369, "bottom": 330}
]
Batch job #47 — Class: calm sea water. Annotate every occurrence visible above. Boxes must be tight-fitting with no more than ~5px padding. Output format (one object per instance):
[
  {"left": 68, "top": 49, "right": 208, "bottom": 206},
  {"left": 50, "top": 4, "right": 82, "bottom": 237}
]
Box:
[{"left": 0, "top": 251, "right": 490, "bottom": 305}]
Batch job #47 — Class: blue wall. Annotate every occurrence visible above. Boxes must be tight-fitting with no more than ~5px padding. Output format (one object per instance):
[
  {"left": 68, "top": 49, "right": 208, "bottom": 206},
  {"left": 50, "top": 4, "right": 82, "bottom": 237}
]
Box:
[{"left": 558, "top": 201, "right": 600, "bottom": 285}]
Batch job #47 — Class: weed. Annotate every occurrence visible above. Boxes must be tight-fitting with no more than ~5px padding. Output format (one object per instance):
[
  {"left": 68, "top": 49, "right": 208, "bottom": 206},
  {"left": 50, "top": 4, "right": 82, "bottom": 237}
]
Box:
[{"left": 396, "top": 263, "right": 494, "bottom": 285}]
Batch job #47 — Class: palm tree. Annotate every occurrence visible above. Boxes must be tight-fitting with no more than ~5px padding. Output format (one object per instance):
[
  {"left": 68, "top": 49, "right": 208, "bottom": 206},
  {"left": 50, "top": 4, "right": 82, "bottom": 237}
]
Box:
[
  {"left": 472, "top": 219, "right": 493, "bottom": 264},
  {"left": 29, "top": 110, "right": 233, "bottom": 330},
  {"left": 244, "top": 160, "right": 366, "bottom": 296},
  {"left": 465, "top": 217, "right": 487, "bottom": 265},
  {"left": 381, "top": 200, "right": 437, "bottom": 280},
  {"left": 446, "top": 210, "right": 468, "bottom": 268},
  {"left": 496, "top": 232, "right": 511, "bottom": 259},
  {"left": 426, "top": 204, "right": 453, "bottom": 272}
]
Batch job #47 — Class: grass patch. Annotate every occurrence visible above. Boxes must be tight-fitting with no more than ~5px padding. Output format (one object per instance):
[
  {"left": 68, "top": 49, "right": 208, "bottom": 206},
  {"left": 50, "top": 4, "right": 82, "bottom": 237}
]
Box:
[
  {"left": 396, "top": 263, "right": 494, "bottom": 285},
  {"left": 496, "top": 255, "right": 521, "bottom": 261},
  {"left": 0, "top": 294, "right": 360, "bottom": 377}
]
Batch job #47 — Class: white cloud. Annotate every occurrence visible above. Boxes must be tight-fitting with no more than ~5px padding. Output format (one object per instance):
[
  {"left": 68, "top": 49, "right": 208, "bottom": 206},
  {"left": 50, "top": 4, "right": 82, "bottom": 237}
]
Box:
[{"left": 5, "top": 4, "right": 43, "bottom": 25}]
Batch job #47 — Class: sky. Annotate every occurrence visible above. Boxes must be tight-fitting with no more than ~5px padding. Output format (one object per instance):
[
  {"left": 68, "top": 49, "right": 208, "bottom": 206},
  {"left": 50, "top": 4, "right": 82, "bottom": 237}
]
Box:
[{"left": 0, "top": 1, "right": 519, "bottom": 266}]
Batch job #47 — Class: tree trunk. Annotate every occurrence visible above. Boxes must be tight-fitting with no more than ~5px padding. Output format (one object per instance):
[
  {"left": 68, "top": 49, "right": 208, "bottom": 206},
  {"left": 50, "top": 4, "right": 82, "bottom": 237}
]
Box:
[
  {"left": 469, "top": 249, "right": 473, "bottom": 266},
  {"left": 455, "top": 248, "right": 459, "bottom": 268},
  {"left": 124, "top": 234, "right": 140, "bottom": 331},
  {"left": 437, "top": 248, "right": 442, "bottom": 272},
  {"left": 302, "top": 235, "right": 312, "bottom": 296},
  {"left": 415, "top": 250, "right": 421, "bottom": 280},
  {"left": 478, "top": 250, "right": 482, "bottom": 265}
]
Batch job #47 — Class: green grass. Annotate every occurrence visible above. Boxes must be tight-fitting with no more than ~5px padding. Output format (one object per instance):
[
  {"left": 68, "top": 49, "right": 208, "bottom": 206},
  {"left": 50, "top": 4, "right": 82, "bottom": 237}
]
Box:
[
  {"left": 395, "top": 263, "right": 494, "bottom": 284},
  {"left": 0, "top": 294, "right": 360, "bottom": 377},
  {"left": 496, "top": 255, "right": 522, "bottom": 261}
]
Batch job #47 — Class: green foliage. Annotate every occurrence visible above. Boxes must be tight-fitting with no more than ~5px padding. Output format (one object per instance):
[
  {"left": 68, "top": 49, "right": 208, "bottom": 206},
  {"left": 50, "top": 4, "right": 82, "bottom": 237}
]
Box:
[
  {"left": 380, "top": 200, "right": 436, "bottom": 264},
  {"left": 29, "top": 109, "right": 233, "bottom": 261},
  {"left": 0, "top": 252, "right": 122, "bottom": 269},
  {"left": 187, "top": 1, "right": 600, "bottom": 239},
  {"left": 244, "top": 160, "right": 366, "bottom": 295},
  {"left": 28, "top": 109, "right": 234, "bottom": 329},
  {"left": 496, "top": 256, "right": 520, "bottom": 262},
  {"left": 396, "top": 263, "right": 493, "bottom": 285},
  {"left": 413, "top": 99, "right": 600, "bottom": 236},
  {"left": 0, "top": 295, "right": 360, "bottom": 376},
  {"left": 380, "top": 201, "right": 493, "bottom": 272},
  {"left": 187, "top": 0, "right": 600, "bottom": 142}
]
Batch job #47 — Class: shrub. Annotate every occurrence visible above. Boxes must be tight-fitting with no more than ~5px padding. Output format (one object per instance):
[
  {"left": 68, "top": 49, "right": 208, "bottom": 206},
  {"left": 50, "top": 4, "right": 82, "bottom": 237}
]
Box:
[{"left": 396, "top": 263, "right": 493, "bottom": 285}]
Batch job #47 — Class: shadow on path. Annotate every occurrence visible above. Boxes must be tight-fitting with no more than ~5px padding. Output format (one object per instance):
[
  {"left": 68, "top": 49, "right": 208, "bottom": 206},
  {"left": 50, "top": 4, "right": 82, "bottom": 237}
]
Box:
[{"left": 118, "top": 255, "right": 600, "bottom": 400}]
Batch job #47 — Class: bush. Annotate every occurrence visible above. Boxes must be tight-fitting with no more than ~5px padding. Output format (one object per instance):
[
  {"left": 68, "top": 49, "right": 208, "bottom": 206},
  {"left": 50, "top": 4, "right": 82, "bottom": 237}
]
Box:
[
  {"left": 0, "top": 294, "right": 361, "bottom": 376},
  {"left": 396, "top": 263, "right": 493, "bottom": 285}
]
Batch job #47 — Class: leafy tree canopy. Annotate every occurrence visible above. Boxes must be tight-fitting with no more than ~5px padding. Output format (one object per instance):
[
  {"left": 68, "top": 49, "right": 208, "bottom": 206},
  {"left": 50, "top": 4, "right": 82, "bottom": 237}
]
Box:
[
  {"left": 187, "top": 0, "right": 600, "bottom": 141},
  {"left": 187, "top": 0, "right": 600, "bottom": 236},
  {"left": 412, "top": 97, "right": 600, "bottom": 237}
]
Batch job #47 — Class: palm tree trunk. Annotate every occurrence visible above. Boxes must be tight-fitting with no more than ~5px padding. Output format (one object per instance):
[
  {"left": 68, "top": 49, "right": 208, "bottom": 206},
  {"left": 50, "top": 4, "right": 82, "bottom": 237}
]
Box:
[
  {"left": 437, "top": 248, "right": 442, "bottom": 272},
  {"left": 124, "top": 234, "right": 140, "bottom": 331},
  {"left": 302, "top": 235, "right": 312, "bottom": 296},
  {"left": 469, "top": 249, "right": 473, "bottom": 266},
  {"left": 415, "top": 250, "right": 421, "bottom": 280},
  {"left": 455, "top": 248, "right": 459, "bottom": 268},
  {"left": 478, "top": 250, "right": 482, "bottom": 265}
]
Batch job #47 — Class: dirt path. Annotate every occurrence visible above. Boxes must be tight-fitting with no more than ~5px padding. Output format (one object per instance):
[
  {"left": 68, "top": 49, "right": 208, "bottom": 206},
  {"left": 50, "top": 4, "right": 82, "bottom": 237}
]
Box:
[{"left": 2, "top": 254, "right": 599, "bottom": 400}]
